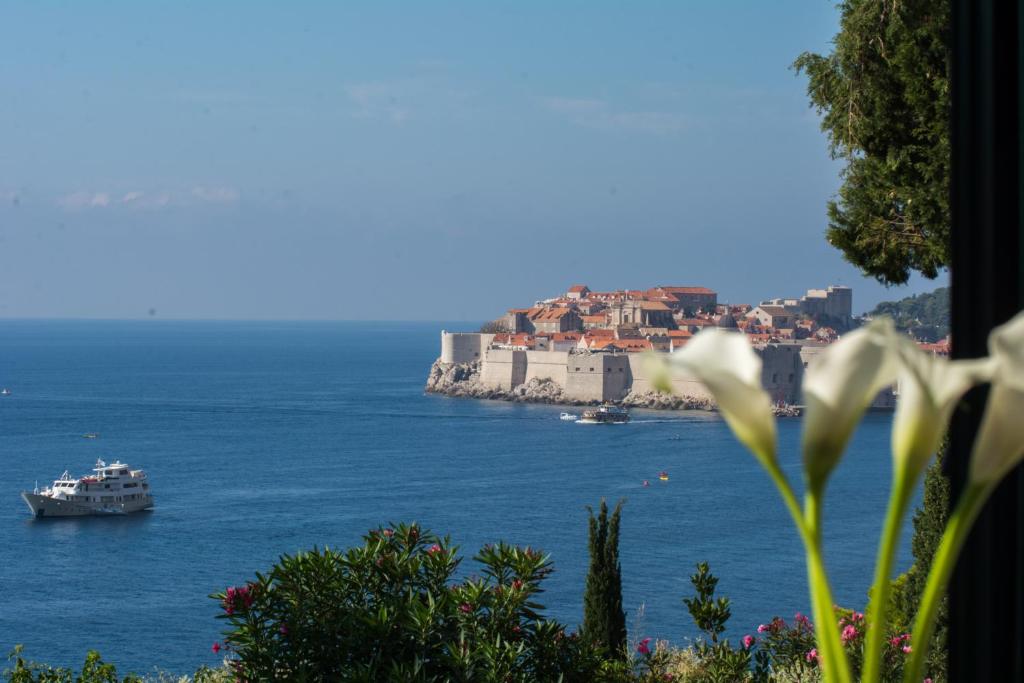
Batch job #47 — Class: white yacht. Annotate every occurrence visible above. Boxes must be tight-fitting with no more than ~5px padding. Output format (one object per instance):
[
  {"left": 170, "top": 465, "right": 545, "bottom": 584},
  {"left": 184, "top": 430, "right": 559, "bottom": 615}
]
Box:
[
  {"left": 578, "top": 405, "right": 630, "bottom": 424},
  {"left": 559, "top": 412, "right": 579, "bottom": 421},
  {"left": 21, "top": 459, "right": 154, "bottom": 517}
]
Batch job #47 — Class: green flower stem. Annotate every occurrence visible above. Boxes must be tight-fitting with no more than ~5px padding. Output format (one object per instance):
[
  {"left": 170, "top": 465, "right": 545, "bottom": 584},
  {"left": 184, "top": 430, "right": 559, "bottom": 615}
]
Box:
[
  {"left": 761, "top": 457, "right": 851, "bottom": 683},
  {"left": 763, "top": 459, "right": 812, "bottom": 546},
  {"left": 902, "top": 482, "right": 990, "bottom": 683},
  {"left": 805, "top": 491, "right": 854, "bottom": 683},
  {"left": 862, "top": 468, "right": 917, "bottom": 683}
]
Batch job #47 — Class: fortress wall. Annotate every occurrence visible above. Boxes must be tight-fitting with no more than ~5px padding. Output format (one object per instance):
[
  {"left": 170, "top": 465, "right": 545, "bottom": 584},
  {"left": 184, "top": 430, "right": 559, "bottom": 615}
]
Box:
[
  {"left": 565, "top": 353, "right": 632, "bottom": 402},
  {"left": 441, "top": 332, "right": 494, "bottom": 364},
  {"left": 480, "top": 348, "right": 517, "bottom": 389},
  {"left": 524, "top": 350, "right": 570, "bottom": 385},
  {"left": 759, "top": 344, "right": 805, "bottom": 404},
  {"left": 627, "top": 353, "right": 714, "bottom": 400},
  {"left": 565, "top": 354, "right": 608, "bottom": 402},
  {"left": 602, "top": 354, "right": 631, "bottom": 401}
]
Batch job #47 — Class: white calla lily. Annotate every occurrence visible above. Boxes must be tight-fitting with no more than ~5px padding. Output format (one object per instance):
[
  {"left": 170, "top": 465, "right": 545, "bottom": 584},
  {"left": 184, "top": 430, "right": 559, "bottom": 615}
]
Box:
[
  {"left": 969, "top": 311, "right": 1024, "bottom": 485},
  {"left": 802, "top": 318, "right": 901, "bottom": 491},
  {"left": 891, "top": 339, "right": 994, "bottom": 480},
  {"left": 661, "top": 329, "right": 777, "bottom": 462}
]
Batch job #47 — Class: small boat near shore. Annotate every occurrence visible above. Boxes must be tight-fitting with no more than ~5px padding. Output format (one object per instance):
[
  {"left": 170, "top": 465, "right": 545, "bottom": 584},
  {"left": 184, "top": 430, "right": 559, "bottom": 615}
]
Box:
[
  {"left": 578, "top": 405, "right": 630, "bottom": 424},
  {"left": 0, "top": 388, "right": 10, "bottom": 396},
  {"left": 21, "top": 459, "right": 154, "bottom": 518},
  {"left": 559, "top": 412, "right": 579, "bottom": 421}
]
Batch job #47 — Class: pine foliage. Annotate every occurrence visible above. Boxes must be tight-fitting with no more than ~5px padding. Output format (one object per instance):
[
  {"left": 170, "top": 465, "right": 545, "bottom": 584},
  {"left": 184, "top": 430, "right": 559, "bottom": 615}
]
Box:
[{"left": 794, "top": 0, "right": 951, "bottom": 285}]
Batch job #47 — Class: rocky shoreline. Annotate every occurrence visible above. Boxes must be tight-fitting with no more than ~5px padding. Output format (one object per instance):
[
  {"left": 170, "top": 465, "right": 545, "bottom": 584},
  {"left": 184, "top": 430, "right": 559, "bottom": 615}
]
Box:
[
  {"left": 426, "top": 359, "right": 720, "bottom": 411},
  {"left": 425, "top": 359, "right": 804, "bottom": 416}
]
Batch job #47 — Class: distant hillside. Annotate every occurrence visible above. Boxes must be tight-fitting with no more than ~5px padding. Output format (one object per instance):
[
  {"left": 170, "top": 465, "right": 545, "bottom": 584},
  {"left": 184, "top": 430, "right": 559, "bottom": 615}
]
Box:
[{"left": 869, "top": 287, "right": 950, "bottom": 342}]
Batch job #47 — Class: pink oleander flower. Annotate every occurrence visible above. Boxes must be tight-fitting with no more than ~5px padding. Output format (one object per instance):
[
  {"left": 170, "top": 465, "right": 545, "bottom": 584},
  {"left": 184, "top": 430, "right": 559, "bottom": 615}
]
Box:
[
  {"left": 903, "top": 645, "right": 913, "bottom": 654},
  {"left": 511, "top": 578, "right": 523, "bottom": 590},
  {"left": 806, "top": 648, "right": 818, "bottom": 663},
  {"left": 226, "top": 586, "right": 237, "bottom": 600},
  {"left": 212, "top": 642, "right": 221, "bottom": 654},
  {"left": 852, "top": 611, "right": 864, "bottom": 621},
  {"left": 924, "top": 679, "right": 932, "bottom": 683},
  {"left": 382, "top": 528, "right": 394, "bottom": 537},
  {"left": 842, "top": 624, "right": 858, "bottom": 642},
  {"left": 742, "top": 635, "right": 754, "bottom": 650},
  {"left": 637, "top": 637, "right": 652, "bottom": 655},
  {"left": 459, "top": 603, "right": 472, "bottom": 613},
  {"left": 427, "top": 544, "right": 442, "bottom": 554},
  {"left": 757, "top": 623, "right": 769, "bottom": 633}
]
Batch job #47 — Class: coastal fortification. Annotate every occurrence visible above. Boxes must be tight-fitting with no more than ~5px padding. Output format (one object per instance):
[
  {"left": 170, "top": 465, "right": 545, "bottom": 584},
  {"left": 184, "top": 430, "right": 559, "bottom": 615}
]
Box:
[
  {"left": 428, "top": 331, "right": 852, "bottom": 409},
  {"left": 428, "top": 283, "right": 899, "bottom": 411}
]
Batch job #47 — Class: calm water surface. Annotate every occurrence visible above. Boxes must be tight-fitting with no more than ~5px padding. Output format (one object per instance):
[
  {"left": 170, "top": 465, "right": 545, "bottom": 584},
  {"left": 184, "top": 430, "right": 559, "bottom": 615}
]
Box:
[{"left": 0, "top": 321, "right": 915, "bottom": 674}]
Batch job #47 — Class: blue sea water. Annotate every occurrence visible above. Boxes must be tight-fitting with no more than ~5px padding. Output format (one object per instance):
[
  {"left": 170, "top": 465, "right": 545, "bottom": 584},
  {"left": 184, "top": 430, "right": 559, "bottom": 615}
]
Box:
[{"left": 0, "top": 320, "right": 915, "bottom": 675}]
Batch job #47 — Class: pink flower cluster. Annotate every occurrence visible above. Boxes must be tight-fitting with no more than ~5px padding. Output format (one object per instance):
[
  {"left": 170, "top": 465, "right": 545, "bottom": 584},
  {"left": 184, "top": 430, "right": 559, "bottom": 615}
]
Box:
[
  {"left": 806, "top": 648, "right": 818, "bottom": 663},
  {"left": 841, "top": 624, "right": 859, "bottom": 643},
  {"left": 794, "top": 612, "right": 813, "bottom": 630},
  {"left": 427, "top": 544, "right": 442, "bottom": 555},
  {"left": 756, "top": 617, "right": 787, "bottom": 635},
  {"left": 222, "top": 583, "right": 257, "bottom": 616},
  {"left": 889, "top": 632, "right": 913, "bottom": 654},
  {"left": 636, "top": 637, "right": 652, "bottom": 655},
  {"left": 742, "top": 634, "right": 755, "bottom": 650}
]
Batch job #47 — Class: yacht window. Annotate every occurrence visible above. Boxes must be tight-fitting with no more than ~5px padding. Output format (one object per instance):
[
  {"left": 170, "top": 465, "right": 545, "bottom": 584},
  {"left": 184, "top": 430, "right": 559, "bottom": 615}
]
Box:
[{"left": 119, "top": 469, "right": 128, "bottom": 475}]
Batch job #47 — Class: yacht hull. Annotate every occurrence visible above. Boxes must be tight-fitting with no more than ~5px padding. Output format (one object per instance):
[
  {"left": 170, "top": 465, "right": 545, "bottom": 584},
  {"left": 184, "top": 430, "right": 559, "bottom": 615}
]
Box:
[{"left": 21, "top": 492, "right": 154, "bottom": 518}]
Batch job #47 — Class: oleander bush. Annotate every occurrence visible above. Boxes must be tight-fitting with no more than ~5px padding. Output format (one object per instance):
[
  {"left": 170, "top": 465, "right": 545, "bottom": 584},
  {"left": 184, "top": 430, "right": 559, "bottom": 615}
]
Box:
[{"left": 211, "top": 522, "right": 605, "bottom": 682}]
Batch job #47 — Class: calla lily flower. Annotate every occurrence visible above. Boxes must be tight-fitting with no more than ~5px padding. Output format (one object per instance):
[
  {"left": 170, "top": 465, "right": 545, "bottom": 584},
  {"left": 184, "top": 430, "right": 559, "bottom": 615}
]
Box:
[
  {"left": 969, "top": 311, "right": 1024, "bottom": 485},
  {"left": 802, "top": 318, "right": 901, "bottom": 491},
  {"left": 651, "top": 329, "right": 777, "bottom": 462},
  {"left": 891, "top": 338, "right": 994, "bottom": 481}
]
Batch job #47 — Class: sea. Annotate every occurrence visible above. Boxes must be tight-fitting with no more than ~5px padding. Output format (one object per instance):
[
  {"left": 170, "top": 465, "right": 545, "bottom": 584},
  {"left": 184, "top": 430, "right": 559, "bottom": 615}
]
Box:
[{"left": 0, "top": 320, "right": 916, "bottom": 675}]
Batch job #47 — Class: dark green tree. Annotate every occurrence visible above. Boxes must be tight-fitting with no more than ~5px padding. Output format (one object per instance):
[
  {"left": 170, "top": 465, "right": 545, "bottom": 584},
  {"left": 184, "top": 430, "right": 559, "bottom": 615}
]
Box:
[
  {"left": 683, "top": 562, "right": 731, "bottom": 644},
  {"left": 794, "top": 0, "right": 951, "bottom": 284},
  {"left": 682, "top": 562, "right": 751, "bottom": 681},
  {"left": 582, "top": 499, "right": 627, "bottom": 658},
  {"left": 890, "top": 447, "right": 950, "bottom": 681}
]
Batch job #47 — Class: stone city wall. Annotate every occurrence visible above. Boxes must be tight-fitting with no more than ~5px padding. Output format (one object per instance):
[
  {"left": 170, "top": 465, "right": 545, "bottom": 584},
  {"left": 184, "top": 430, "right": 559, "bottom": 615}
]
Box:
[{"left": 431, "top": 332, "right": 893, "bottom": 409}]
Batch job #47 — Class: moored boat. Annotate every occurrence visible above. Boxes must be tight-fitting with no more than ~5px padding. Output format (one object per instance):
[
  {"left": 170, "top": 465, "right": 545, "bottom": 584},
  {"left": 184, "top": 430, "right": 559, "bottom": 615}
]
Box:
[
  {"left": 578, "top": 405, "right": 630, "bottom": 424},
  {"left": 21, "top": 459, "right": 154, "bottom": 518},
  {"left": 559, "top": 412, "right": 579, "bottom": 421}
]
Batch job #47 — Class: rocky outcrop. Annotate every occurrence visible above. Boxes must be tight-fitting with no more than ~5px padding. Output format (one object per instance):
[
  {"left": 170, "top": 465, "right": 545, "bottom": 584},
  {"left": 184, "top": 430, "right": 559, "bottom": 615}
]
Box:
[
  {"left": 425, "top": 358, "right": 804, "bottom": 416},
  {"left": 425, "top": 359, "right": 573, "bottom": 403},
  {"left": 426, "top": 360, "right": 708, "bottom": 410},
  {"left": 619, "top": 390, "right": 714, "bottom": 411}
]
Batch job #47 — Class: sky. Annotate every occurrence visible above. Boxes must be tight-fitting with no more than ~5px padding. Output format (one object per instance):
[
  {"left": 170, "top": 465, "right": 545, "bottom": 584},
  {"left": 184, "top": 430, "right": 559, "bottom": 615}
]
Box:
[{"left": 0, "top": 1, "right": 947, "bottom": 321}]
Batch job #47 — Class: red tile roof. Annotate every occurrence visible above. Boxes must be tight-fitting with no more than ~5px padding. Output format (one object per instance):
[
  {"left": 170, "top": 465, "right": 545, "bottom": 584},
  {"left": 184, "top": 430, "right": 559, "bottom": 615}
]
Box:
[
  {"left": 656, "top": 286, "right": 716, "bottom": 295},
  {"left": 590, "top": 338, "right": 653, "bottom": 351}
]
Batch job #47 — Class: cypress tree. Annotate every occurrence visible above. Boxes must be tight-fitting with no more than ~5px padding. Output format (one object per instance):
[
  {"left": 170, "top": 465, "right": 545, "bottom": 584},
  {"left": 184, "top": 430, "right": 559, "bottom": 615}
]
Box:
[
  {"left": 890, "top": 444, "right": 949, "bottom": 680},
  {"left": 582, "top": 499, "right": 627, "bottom": 657}
]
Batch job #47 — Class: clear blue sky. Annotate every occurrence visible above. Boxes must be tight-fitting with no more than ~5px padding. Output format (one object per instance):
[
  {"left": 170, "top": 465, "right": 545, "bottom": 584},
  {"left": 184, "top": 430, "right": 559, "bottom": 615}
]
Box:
[{"left": 0, "top": 1, "right": 946, "bottom": 321}]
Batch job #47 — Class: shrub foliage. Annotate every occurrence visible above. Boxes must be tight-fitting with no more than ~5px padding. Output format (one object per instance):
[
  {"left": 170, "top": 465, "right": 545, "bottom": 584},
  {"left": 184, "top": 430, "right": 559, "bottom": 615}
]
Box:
[{"left": 212, "top": 523, "right": 601, "bottom": 681}]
